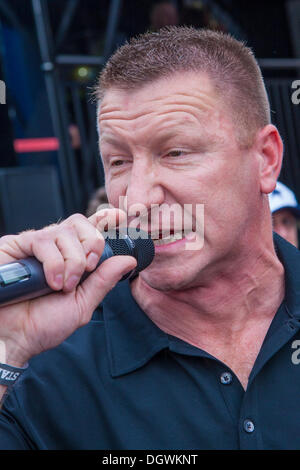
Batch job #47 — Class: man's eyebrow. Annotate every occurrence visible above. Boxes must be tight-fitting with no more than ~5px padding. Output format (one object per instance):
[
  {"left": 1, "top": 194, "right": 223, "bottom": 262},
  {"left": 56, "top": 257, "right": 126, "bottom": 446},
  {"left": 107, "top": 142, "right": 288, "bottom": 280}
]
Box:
[
  {"left": 153, "top": 122, "right": 208, "bottom": 142},
  {"left": 99, "top": 134, "right": 127, "bottom": 147},
  {"left": 99, "top": 118, "right": 208, "bottom": 148}
]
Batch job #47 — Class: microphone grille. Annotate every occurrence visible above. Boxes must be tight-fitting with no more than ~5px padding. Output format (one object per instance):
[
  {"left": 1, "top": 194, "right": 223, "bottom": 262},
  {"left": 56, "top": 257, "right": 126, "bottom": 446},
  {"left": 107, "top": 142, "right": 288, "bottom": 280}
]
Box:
[
  {"left": 132, "top": 236, "right": 155, "bottom": 273},
  {"left": 105, "top": 236, "right": 132, "bottom": 256},
  {"left": 104, "top": 228, "right": 154, "bottom": 274}
]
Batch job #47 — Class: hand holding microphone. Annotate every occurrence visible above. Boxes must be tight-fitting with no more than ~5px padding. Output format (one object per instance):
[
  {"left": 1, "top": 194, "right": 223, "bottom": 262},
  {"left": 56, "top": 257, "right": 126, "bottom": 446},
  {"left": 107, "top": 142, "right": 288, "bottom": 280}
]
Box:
[
  {"left": 0, "top": 209, "right": 154, "bottom": 368},
  {"left": 0, "top": 227, "right": 154, "bottom": 306}
]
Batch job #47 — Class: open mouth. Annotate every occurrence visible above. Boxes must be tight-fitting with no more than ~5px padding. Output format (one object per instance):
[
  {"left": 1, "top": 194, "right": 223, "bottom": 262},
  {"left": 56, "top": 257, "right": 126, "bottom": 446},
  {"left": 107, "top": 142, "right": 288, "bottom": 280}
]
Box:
[{"left": 151, "top": 230, "right": 186, "bottom": 246}]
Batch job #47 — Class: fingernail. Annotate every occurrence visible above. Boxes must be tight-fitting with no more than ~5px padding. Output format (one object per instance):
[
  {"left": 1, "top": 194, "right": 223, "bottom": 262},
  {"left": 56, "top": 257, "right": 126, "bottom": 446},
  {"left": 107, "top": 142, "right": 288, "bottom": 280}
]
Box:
[
  {"left": 65, "top": 275, "right": 80, "bottom": 291},
  {"left": 121, "top": 261, "right": 136, "bottom": 277},
  {"left": 87, "top": 252, "right": 99, "bottom": 270},
  {"left": 95, "top": 229, "right": 103, "bottom": 240},
  {"left": 54, "top": 274, "right": 63, "bottom": 289}
]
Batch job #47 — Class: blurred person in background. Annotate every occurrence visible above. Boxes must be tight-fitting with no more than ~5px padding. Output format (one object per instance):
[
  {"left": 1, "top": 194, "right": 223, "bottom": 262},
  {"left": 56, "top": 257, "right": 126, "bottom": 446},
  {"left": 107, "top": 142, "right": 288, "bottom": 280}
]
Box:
[
  {"left": 149, "top": 1, "right": 179, "bottom": 31},
  {"left": 269, "top": 181, "right": 300, "bottom": 248},
  {"left": 85, "top": 186, "right": 109, "bottom": 217},
  {"left": 180, "top": 0, "right": 226, "bottom": 31}
]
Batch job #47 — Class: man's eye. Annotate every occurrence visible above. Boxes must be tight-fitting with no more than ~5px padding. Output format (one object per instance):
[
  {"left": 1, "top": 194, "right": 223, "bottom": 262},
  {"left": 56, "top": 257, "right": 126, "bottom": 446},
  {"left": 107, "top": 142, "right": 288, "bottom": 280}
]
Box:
[
  {"left": 111, "top": 159, "right": 124, "bottom": 167},
  {"left": 166, "top": 150, "right": 185, "bottom": 157}
]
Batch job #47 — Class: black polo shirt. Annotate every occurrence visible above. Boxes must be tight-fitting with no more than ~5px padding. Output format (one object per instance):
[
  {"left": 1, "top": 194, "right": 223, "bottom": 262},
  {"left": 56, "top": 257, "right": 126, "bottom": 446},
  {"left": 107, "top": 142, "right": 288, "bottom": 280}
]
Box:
[{"left": 0, "top": 233, "right": 300, "bottom": 450}]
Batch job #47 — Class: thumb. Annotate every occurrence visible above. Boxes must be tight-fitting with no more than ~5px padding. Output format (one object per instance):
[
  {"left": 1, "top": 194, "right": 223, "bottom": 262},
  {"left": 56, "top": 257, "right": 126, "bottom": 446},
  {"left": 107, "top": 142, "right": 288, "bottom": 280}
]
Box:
[{"left": 77, "top": 255, "right": 137, "bottom": 317}]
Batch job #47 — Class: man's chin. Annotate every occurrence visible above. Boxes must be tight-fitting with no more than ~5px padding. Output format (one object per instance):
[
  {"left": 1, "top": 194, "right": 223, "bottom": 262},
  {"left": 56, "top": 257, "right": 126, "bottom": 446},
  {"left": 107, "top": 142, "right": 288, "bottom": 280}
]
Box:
[{"left": 139, "top": 270, "right": 194, "bottom": 292}]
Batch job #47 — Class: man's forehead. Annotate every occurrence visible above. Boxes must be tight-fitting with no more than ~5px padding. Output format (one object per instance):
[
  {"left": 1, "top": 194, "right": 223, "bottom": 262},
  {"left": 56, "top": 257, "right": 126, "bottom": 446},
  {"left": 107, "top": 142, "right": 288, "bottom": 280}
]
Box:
[
  {"left": 98, "top": 72, "right": 217, "bottom": 118},
  {"left": 97, "top": 74, "right": 225, "bottom": 145}
]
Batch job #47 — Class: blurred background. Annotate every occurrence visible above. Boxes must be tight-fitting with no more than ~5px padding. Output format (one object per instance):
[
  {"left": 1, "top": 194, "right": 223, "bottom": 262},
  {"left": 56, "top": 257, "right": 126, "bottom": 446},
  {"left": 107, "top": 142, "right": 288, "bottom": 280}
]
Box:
[{"left": 0, "top": 0, "right": 300, "bottom": 235}]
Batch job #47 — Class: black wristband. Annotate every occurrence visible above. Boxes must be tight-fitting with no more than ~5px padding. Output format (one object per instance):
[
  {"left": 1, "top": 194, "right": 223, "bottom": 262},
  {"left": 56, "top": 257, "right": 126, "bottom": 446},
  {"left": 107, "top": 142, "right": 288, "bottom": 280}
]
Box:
[{"left": 0, "top": 362, "right": 28, "bottom": 387}]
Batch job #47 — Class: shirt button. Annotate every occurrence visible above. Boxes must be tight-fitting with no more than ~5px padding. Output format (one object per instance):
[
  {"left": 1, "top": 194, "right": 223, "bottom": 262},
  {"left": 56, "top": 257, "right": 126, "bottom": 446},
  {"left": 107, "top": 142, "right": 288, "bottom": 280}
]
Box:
[
  {"left": 243, "top": 420, "right": 255, "bottom": 433},
  {"left": 220, "top": 372, "right": 232, "bottom": 385}
]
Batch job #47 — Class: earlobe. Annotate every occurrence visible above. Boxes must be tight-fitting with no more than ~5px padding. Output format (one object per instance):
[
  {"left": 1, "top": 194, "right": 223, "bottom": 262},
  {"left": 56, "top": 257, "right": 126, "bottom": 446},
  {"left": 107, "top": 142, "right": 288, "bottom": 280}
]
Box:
[{"left": 257, "top": 124, "right": 283, "bottom": 195}]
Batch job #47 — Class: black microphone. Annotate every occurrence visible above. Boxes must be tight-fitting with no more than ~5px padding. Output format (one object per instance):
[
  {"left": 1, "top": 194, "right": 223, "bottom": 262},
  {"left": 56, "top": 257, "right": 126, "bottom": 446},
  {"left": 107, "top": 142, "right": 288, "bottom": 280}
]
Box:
[{"left": 0, "top": 228, "right": 155, "bottom": 306}]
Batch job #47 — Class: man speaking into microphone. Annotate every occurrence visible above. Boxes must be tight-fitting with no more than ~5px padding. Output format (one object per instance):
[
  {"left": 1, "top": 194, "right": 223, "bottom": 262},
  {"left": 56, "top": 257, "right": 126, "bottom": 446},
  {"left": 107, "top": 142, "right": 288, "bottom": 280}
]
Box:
[{"left": 0, "top": 26, "right": 299, "bottom": 450}]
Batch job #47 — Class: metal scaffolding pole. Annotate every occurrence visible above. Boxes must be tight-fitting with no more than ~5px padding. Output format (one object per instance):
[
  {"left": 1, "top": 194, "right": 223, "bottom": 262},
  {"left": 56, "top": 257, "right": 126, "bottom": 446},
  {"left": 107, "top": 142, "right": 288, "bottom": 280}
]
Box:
[
  {"left": 55, "top": 0, "right": 79, "bottom": 52},
  {"left": 55, "top": 54, "right": 105, "bottom": 66},
  {"left": 31, "top": 0, "right": 82, "bottom": 216},
  {"left": 258, "top": 58, "right": 300, "bottom": 69},
  {"left": 103, "top": 0, "right": 123, "bottom": 60},
  {"left": 30, "top": 0, "right": 125, "bottom": 215}
]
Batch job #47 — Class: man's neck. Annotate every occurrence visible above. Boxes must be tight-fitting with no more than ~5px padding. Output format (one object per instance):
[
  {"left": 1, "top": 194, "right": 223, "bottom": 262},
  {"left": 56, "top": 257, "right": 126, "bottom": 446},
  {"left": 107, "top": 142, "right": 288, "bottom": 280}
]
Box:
[{"left": 130, "top": 238, "right": 285, "bottom": 350}]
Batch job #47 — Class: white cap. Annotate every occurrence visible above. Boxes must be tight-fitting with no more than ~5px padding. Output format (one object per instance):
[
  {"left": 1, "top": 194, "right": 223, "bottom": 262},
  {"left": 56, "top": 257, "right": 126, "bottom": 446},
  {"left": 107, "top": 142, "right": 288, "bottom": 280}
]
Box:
[{"left": 268, "top": 181, "right": 300, "bottom": 218}]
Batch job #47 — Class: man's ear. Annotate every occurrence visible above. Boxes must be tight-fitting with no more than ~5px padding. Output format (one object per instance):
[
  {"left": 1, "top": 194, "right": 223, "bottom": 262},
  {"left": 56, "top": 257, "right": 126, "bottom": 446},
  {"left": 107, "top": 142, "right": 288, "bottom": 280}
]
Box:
[{"left": 255, "top": 124, "right": 283, "bottom": 194}]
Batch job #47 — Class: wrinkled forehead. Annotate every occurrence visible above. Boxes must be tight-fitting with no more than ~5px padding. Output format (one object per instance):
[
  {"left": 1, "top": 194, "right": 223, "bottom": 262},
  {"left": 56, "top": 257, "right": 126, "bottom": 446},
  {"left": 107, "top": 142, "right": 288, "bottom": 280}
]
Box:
[{"left": 97, "top": 72, "right": 221, "bottom": 130}]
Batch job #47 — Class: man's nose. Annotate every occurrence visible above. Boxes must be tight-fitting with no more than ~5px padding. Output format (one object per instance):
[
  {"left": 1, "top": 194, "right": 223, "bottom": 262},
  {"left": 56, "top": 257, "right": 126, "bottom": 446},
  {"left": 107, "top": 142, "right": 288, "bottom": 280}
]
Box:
[{"left": 125, "top": 162, "right": 165, "bottom": 211}]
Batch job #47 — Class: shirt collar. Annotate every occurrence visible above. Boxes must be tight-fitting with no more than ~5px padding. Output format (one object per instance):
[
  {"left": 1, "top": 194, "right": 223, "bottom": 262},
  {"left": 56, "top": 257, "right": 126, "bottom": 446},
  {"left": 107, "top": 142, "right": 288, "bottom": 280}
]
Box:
[
  {"left": 102, "top": 232, "right": 300, "bottom": 377},
  {"left": 102, "top": 280, "right": 169, "bottom": 377}
]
